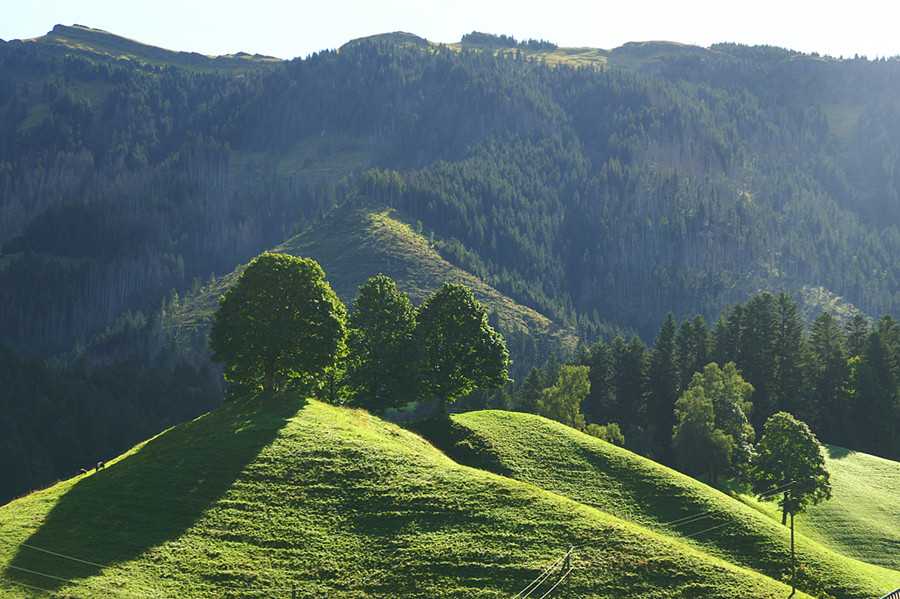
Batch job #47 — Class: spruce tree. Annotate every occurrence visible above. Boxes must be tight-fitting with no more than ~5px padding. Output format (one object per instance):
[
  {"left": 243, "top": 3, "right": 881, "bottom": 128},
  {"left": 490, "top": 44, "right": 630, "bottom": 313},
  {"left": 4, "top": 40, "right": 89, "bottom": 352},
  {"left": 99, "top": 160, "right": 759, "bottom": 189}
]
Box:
[{"left": 647, "top": 313, "right": 680, "bottom": 459}]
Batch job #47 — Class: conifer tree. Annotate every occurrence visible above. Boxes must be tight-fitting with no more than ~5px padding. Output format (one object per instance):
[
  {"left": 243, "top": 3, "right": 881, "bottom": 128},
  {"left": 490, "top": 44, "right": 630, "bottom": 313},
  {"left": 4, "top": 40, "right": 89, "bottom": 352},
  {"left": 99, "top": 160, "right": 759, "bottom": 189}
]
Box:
[
  {"left": 676, "top": 314, "right": 711, "bottom": 390},
  {"left": 509, "top": 366, "right": 543, "bottom": 413},
  {"left": 808, "top": 312, "right": 849, "bottom": 441},
  {"left": 582, "top": 340, "right": 614, "bottom": 425},
  {"left": 773, "top": 293, "right": 809, "bottom": 419},
  {"left": 738, "top": 293, "right": 778, "bottom": 431},
  {"left": 611, "top": 335, "right": 648, "bottom": 431},
  {"left": 845, "top": 314, "right": 871, "bottom": 358},
  {"left": 647, "top": 313, "right": 680, "bottom": 459}
]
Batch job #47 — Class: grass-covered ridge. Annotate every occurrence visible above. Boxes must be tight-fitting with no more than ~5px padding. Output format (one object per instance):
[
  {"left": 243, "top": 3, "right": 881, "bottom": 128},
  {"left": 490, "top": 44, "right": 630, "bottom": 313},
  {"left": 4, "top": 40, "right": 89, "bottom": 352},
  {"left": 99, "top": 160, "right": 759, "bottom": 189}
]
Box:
[
  {"left": 2, "top": 397, "right": 821, "bottom": 598},
  {"left": 31, "top": 24, "right": 282, "bottom": 71},
  {"left": 411, "top": 410, "right": 900, "bottom": 599},
  {"left": 173, "top": 204, "right": 579, "bottom": 365}
]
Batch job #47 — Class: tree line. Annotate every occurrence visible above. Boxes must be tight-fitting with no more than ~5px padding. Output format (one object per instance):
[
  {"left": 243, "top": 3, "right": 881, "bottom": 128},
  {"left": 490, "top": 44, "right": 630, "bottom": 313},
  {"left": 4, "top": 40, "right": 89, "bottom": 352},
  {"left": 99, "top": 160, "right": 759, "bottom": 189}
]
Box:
[
  {"left": 499, "top": 291, "right": 900, "bottom": 464},
  {"left": 209, "top": 253, "right": 511, "bottom": 415}
]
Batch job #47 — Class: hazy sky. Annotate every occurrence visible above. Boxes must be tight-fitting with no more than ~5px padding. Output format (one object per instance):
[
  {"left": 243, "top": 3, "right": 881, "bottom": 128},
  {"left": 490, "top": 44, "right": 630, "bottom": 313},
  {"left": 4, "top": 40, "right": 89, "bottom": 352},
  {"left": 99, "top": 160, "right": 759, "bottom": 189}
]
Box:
[{"left": 2, "top": 0, "right": 898, "bottom": 61}]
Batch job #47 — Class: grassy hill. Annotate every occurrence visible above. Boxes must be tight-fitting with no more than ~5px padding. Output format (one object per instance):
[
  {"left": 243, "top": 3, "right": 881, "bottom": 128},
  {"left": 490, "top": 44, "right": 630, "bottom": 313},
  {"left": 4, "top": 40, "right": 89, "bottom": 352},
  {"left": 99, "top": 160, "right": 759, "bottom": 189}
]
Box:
[
  {"left": 1, "top": 396, "right": 826, "bottom": 598},
  {"left": 172, "top": 203, "right": 580, "bottom": 372},
  {"left": 411, "top": 410, "right": 900, "bottom": 599}
]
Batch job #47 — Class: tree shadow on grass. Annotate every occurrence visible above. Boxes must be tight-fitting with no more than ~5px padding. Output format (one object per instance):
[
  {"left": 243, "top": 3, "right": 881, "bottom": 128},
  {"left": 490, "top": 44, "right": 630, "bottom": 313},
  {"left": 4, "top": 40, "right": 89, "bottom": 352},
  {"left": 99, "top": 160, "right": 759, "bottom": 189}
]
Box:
[
  {"left": 825, "top": 444, "right": 853, "bottom": 460},
  {"left": 4, "top": 391, "right": 305, "bottom": 593}
]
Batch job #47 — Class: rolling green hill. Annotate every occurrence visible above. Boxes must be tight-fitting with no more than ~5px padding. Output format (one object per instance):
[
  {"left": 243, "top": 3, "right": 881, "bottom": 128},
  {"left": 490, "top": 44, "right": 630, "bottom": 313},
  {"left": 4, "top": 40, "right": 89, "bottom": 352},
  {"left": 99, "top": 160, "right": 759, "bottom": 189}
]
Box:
[
  {"left": 411, "top": 410, "right": 900, "bottom": 598},
  {"left": 0, "top": 396, "right": 826, "bottom": 598},
  {"left": 171, "top": 203, "right": 581, "bottom": 377}
]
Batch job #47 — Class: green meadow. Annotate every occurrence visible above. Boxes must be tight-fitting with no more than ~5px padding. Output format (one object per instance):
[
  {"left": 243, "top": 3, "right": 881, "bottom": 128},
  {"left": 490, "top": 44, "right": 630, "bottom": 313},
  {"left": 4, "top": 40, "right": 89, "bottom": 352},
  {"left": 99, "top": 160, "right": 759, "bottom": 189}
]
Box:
[{"left": 1, "top": 396, "right": 869, "bottom": 598}]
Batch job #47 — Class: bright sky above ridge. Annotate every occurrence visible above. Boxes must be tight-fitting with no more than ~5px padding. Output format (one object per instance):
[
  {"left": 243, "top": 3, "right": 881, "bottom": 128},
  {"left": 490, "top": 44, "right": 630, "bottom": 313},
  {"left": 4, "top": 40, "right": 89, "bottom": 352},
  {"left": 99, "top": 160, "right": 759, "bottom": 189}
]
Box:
[{"left": 2, "top": 0, "right": 899, "bottom": 61}]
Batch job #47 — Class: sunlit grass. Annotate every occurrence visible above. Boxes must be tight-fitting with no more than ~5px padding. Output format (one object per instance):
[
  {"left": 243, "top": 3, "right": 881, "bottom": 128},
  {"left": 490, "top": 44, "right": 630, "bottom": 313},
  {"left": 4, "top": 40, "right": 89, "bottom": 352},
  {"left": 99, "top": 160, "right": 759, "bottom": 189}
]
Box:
[
  {"left": 2, "top": 397, "right": 820, "bottom": 598},
  {"left": 412, "top": 410, "right": 900, "bottom": 599}
]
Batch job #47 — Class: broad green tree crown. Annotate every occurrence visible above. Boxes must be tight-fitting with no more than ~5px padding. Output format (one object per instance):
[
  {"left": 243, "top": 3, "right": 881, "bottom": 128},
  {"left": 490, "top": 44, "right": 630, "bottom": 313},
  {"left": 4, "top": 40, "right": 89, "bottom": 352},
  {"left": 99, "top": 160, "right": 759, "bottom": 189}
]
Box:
[
  {"left": 415, "top": 283, "right": 510, "bottom": 412},
  {"left": 750, "top": 411, "right": 831, "bottom": 525},
  {"left": 672, "top": 362, "right": 754, "bottom": 483},
  {"left": 345, "top": 275, "right": 419, "bottom": 413},
  {"left": 672, "top": 386, "right": 733, "bottom": 484},
  {"left": 538, "top": 364, "right": 590, "bottom": 429},
  {"left": 209, "top": 253, "right": 347, "bottom": 394}
]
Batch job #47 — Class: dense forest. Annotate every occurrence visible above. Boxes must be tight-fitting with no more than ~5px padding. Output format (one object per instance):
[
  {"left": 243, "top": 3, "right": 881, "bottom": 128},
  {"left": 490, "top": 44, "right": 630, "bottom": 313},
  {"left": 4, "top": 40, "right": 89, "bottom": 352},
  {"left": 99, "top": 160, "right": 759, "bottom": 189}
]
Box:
[
  {"left": 7, "top": 27, "right": 900, "bottom": 360},
  {"left": 493, "top": 291, "right": 900, "bottom": 467},
  {"left": 5, "top": 25, "right": 900, "bottom": 502}
]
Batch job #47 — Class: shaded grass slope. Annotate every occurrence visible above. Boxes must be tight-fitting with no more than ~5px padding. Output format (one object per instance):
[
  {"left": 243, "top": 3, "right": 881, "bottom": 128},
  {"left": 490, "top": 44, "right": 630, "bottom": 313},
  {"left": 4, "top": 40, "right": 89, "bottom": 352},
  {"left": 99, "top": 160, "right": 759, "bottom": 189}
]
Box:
[
  {"left": 411, "top": 410, "right": 900, "bottom": 599},
  {"left": 4, "top": 397, "right": 812, "bottom": 598}
]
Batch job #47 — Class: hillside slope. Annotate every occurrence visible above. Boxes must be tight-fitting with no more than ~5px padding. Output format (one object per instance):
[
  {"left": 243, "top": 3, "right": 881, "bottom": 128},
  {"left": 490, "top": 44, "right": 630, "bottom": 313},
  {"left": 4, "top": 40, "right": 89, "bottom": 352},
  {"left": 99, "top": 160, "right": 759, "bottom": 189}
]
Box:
[
  {"left": 1, "top": 397, "right": 813, "bottom": 598},
  {"left": 171, "top": 204, "right": 580, "bottom": 376},
  {"left": 411, "top": 410, "right": 900, "bottom": 598},
  {"left": 737, "top": 445, "right": 900, "bottom": 570},
  {"left": 32, "top": 24, "right": 282, "bottom": 71}
]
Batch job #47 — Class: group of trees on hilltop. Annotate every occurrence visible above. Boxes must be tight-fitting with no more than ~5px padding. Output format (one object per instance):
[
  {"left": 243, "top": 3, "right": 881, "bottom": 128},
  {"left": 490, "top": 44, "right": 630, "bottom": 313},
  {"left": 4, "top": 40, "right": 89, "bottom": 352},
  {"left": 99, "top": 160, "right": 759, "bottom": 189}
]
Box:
[
  {"left": 209, "top": 253, "right": 510, "bottom": 412},
  {"left": 499, "top": 290, "right": 900, "bottom": 463}
]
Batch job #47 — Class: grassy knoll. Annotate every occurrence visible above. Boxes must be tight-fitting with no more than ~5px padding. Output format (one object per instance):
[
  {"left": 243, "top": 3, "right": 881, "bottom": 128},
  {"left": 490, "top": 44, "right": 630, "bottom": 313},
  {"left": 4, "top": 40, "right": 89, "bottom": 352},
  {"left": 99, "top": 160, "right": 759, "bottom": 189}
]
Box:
[
  {"left": 411, "top": 410, "right": 900, "bottom": 599},
  {"left": 2, "top": 397, "right": 814, "bottom": 598}
]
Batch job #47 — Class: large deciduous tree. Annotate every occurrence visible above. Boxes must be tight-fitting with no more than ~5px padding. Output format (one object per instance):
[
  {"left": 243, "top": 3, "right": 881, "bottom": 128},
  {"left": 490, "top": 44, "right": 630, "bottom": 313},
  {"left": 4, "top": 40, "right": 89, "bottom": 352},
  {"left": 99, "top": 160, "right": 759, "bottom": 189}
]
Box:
[
  {"left": 671, "top": 385, "right": 733, "bottom": 485},
  {"left": 750, "top": 411, "right": 831, "bottom": 525},
  {"left": 345, "top": 275, "right": 419, "bottom": 413},
  {"left": 415, "top": 283, "right": 510, "bottom": 412},
  {"left": 538, "top": 364, "right": 590, "bottom": 429},
  {"left": 672, "top": 362, "right": 754, "bottom": 483},
  {"left": 209, "top": 253, "right": 347, "bottom": 395}
]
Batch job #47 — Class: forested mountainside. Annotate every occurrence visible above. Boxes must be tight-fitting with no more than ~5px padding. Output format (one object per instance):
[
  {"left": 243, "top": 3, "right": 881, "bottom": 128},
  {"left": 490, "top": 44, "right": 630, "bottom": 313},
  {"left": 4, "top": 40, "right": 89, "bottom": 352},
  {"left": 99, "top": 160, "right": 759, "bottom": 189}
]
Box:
[
  {"left": 6, "top": 26, "right": 900, "bottom": 363},
  {"left": 6, "top": 24, "right": 900, "bottom": 505}
]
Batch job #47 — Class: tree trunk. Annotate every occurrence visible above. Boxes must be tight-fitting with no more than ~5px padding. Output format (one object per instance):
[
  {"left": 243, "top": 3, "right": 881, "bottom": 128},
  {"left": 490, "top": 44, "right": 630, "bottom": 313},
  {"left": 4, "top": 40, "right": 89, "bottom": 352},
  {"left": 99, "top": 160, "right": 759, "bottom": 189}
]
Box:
[
  {"left": 438, "top": 394, "right": 447, "bottom": 414},
  {"left": 782, "top": 491, "right": 789, "bottom": 526},
  {"left": 264, "top": 359, "right": 275, "bottom": 393}
]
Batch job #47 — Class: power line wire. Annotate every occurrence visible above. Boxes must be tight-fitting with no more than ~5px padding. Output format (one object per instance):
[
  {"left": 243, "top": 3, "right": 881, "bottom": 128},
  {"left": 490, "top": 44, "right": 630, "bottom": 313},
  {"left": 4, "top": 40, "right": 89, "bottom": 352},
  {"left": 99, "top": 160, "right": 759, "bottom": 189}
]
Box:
[
  {"left": 14, "top": 541, "right": 106, "bottom": 568},
  {"left": 536, "top": 566, "right": 573, "bottom": 599},
  {"left": 512, "top": 548, "right": 571, "bottom": 599},
  {"left": 2, "top": 536, "right": 300, "bottom": 593},
  {"left": 4, "top": 562, "right": 85, "bottom": 585},
  {"left": 1, "top": 575, "right": 56, "bottom": 595}
]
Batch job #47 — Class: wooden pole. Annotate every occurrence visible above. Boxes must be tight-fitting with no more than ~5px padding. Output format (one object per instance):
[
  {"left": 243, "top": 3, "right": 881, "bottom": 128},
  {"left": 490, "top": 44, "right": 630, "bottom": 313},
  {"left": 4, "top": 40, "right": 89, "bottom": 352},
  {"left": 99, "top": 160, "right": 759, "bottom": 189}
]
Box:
[{"left": 789, "top": 483, "right": 795, "bottom": 598}]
